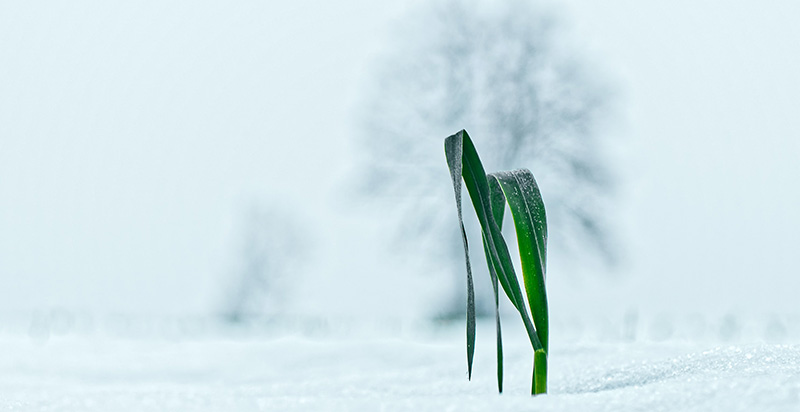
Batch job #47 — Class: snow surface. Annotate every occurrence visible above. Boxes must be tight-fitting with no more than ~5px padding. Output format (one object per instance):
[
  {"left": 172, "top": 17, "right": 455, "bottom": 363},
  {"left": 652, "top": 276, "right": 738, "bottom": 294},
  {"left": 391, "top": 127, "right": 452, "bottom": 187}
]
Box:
[{"left": 1, "top": 319, "right": 799, "bottom": 411}]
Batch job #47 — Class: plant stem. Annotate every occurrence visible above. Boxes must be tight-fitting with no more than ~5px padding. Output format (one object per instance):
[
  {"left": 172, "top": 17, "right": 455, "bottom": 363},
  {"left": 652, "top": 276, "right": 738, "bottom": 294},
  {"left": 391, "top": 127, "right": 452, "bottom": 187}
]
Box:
[{"left": 532, "top": 349, "right": 547, "bottom": 395}]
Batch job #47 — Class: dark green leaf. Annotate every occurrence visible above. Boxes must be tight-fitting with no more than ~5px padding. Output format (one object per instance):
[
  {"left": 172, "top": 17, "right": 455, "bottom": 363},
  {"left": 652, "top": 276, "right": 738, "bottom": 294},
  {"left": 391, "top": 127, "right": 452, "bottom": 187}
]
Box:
[
  {"left": 479, "top": 170, "right": 508, "bottom": 392},
  {"left": 444, "top": 130, "right": 476, "bottom": 380},
  {"left": 489, "top": 170, "right": 549, "bottom": 353}
]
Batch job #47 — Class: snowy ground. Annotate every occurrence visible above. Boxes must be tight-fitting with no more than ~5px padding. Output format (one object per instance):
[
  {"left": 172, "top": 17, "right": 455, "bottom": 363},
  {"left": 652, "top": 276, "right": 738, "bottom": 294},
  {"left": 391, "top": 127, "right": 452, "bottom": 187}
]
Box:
[{"left": 1, "top": 317, "right": 799, "bottom": 411}]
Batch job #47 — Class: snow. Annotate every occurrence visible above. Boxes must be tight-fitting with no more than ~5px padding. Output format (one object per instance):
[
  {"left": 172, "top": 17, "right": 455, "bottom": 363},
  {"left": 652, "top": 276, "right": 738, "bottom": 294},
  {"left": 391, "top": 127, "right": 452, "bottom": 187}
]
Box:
[{"left": 1, "top": 319, "right": 798, "bottom": 411}]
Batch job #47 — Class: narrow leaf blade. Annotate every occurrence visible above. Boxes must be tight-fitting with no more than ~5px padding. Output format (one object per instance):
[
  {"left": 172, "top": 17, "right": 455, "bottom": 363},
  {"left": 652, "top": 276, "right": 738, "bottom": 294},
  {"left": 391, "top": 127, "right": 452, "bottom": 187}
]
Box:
[
  {"left": 444, "top": 131, "right": 476, "bottom": 379},
  {"left": 490, "top": 169, "right": 549, "bottom": 352},
  {"left": 484, "top": 176, "right": 506, "bottom": 393}
]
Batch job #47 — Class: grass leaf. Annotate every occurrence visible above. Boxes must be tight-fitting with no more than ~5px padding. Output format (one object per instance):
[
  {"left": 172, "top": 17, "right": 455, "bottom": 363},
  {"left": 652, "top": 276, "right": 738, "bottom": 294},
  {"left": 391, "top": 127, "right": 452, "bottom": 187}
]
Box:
[
  {"left": 489, "top": 170, "right": 549, "bottom": 353},
  {"left": 445, "top": 131, "right": 545, "bottom": 386},
  {"left": 444, "top": 130, "right": 476, "bottom": 380},
  {"left": 483, "top": 181, "right": 506, "bottom": 392},
  {"left": 484, "top": 178, "right": 543, "bottom": 352}
]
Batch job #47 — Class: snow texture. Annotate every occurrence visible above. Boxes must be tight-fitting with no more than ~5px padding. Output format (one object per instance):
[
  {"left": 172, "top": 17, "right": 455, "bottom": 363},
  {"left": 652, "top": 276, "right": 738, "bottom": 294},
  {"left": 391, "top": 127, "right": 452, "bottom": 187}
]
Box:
[{"left": 1, "top": 320, "right": 798, "bottom": 411}]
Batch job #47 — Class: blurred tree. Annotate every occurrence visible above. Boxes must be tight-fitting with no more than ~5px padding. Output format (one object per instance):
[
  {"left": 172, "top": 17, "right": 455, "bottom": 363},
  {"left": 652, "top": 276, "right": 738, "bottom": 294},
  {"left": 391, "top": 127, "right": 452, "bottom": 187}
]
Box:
[
  {"left": 355, "top": 0, "right": 618, "bottom": 318},
  {"left": 222, "top": 203, "right": 308, "bottom": 323}
]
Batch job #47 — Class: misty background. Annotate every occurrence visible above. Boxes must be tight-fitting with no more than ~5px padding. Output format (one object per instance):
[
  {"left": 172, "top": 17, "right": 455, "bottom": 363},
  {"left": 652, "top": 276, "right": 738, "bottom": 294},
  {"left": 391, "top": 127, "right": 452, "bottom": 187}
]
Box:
[{"left": 2, "top": 0, "right": 799, "bottom": 336}]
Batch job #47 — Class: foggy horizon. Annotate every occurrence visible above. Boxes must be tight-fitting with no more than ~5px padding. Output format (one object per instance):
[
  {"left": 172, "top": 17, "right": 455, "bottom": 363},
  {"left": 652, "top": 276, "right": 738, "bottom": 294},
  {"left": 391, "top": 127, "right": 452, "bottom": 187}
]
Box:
[{"left": 2, "top": 0, "right": 799, "bottom": 322}]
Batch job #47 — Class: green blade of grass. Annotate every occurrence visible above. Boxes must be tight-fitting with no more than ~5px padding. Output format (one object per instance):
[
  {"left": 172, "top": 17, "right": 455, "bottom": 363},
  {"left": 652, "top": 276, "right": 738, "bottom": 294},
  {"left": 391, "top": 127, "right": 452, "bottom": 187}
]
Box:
[
  {"left": 482, "top": 177, "right": 507, "bottom": 393},
  {"left": 444, "top": 130, "right": 476, "bottom": 380},
  {"left": 490, "top": 169, "right": 549, "bottom": 395},
  {"left": 480, "top": 238, "right": 503, "bottom": 392},
  {"left": 445, "top": 132, "right": 543, "bottom": 369},
  {"left": 489, "top": 169, "right": 549, "bottom": 353},
  {"left": 483, "top": 178, "right": 542, "bottom": 352}
]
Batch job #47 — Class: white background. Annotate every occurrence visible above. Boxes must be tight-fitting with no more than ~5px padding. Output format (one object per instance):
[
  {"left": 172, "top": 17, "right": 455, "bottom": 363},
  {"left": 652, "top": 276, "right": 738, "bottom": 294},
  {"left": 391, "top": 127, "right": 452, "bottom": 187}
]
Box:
[{"left": 1, "top": 0, "right": 799, "bottom": 318}]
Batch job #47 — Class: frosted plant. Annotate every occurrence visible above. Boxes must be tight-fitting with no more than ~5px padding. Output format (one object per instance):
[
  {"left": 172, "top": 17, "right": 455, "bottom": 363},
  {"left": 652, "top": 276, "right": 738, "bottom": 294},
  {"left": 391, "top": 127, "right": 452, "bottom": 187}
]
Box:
[{"left": 445, "top": 130, "right": 549, "bottom": 395}]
